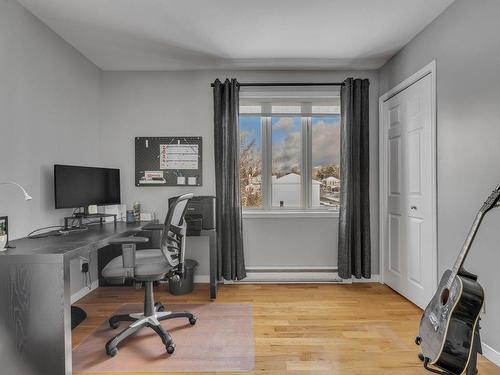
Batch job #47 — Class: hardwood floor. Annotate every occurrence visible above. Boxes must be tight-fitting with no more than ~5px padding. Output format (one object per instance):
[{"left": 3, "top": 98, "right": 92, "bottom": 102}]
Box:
[{"left": 73, "top": 283, "right": 500, "bottom": 375}]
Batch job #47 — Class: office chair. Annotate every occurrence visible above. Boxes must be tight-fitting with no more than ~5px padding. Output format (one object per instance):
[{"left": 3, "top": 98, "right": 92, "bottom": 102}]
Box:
[{"left": 101, "top": 193, "right": 196, "bottom": 357}]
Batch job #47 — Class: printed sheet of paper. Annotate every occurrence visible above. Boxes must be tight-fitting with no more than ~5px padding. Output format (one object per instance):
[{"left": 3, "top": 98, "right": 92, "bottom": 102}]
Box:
[{"left": 160, "top": 144, "right": 199, "bottom": 170}]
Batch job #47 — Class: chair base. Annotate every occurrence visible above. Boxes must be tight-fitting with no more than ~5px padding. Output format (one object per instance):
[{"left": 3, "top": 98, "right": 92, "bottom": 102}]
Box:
[{"left": 105, "top": 281, "right": 196, "bottom": 357}]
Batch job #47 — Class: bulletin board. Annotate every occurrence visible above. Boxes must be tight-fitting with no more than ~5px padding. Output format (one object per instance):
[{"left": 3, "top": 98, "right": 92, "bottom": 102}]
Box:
[{"left": 135, "top": 136, "right": 202, "bottom": 187}]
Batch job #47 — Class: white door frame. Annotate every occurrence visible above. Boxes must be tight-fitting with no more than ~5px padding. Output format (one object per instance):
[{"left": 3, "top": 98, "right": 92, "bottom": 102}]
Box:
[{"left": 379, "top": 60, "right": 438, "bottom": 291}]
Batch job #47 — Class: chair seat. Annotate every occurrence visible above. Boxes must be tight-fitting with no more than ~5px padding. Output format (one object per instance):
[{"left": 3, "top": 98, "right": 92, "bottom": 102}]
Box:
[{"left": 102, "top": 249, "right": 171, "bottom": 282}]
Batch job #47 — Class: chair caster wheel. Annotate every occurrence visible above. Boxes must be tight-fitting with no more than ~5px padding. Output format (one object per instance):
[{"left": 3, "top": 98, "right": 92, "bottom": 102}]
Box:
[
  {"left": 107, "top": 347, "right": 118, "bottom": 357},
  {"left": 189, "top": 316, "right": 197, "bottom": 325},
  {"left": 155, "top": 302, "right": 165, "bottom": 312},
  {"left": 415, "top": 336, "right": 422, "bottom": 345},
  {"left": 166, "top": 344, "right": 175, "bottom": 354},
  {"left": 418, "top": 353, "right": 425, "bottom": 362},
  {"left": 109, "top": 319, "right": 119, "bottom": 330}
]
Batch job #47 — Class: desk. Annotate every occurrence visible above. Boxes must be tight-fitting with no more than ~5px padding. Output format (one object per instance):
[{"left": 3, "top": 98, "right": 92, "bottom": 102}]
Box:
[
  {"left": 0, "top": 222, "right": 218, "bottom": 375},
  {"left": 196, "top": 230, "right": 218, "bottom": 300}
]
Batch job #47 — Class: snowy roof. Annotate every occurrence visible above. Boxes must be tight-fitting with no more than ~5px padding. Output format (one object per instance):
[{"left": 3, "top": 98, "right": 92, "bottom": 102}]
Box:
[
  {"left": 323, "top": 176, "right": 340, "bottom": 182},
  {"left": 273, "top": 173, "right": 321, "bottom": 185}
]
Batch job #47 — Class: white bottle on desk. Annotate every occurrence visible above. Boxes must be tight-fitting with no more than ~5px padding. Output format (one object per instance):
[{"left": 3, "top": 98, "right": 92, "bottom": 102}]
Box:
[{"left": 0, "top": 234, "right": 7, "bottom": 251}]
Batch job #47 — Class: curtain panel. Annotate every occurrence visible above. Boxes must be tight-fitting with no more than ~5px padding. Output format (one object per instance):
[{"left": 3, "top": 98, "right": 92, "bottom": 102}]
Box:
[
  {"left": 338, "top": 78, "right": 371, "bottom": 279},
  {"left": 213, "top": 78, "right": 247, "bottom": 281}
]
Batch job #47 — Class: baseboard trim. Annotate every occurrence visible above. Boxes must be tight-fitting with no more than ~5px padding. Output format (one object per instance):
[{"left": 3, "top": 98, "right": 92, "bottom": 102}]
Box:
[
  {"left": 194, "top": 275, "right": 209, "bottom": 283},
  {"left": 71, "top": 280, "right": 99, "bottom": 304},
  {"left": 193, "top": 268, "right": 380, "bottom": 284},
  {"left": 482, "top": 342, "right": 500, "bottom": 367},
  {"left": 223, "top": 267, "right": 380, "bottom": 284},
  {"left": 352, "top": 274, "right": 380, "bottom": 283},
  {"left": 228, "top": 271, "right": 346, "bottom": 284}
]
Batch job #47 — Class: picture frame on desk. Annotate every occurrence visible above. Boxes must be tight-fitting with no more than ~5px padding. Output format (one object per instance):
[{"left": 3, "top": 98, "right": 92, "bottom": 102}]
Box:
[{"left": 0, "top": 216, "right": 8, "bottom": 250}]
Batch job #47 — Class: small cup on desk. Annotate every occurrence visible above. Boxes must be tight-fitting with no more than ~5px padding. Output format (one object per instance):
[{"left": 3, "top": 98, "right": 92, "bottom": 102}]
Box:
[
  {"left": 126, "top": 210, "right": 136, "bottom": 224},
  {"left": 0, "top": 234, "right": 7, "bottom": 251}
]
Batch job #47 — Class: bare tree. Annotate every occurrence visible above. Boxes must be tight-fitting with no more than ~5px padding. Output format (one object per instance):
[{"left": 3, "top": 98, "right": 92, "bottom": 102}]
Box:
[
  {"left": 240, "top": 133, "right": 262, "bottom": 208},
  {"left": 314, "top": 165, "right": 340, "bottom": 180}
]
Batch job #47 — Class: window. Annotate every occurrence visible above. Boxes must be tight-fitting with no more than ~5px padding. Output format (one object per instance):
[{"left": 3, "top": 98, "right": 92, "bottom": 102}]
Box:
[
  {"left": 239, "top": 116, "right": 262, "bottom": 208},
  {"left": 240, "top": 95, "right": 341, "bottom": 212},
  {"left": 272, "top": 116, "right": 302, "bottom": 207},
  {"left": 311, "top": 116, "right": 341, "bottom": 208}
]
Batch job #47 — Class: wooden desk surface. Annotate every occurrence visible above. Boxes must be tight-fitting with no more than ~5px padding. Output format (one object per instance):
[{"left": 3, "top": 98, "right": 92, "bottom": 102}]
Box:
[{"left": 1, "top": 222, "right": 144, "bottom": 259}]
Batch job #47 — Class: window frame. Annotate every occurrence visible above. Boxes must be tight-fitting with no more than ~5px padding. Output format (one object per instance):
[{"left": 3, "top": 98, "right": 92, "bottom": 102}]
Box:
[{"left": 240, "top": 92, "right": 340, "bottom": 216}]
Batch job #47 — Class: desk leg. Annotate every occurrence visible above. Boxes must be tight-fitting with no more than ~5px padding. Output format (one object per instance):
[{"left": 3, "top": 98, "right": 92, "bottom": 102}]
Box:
[
  {"left": 0, "top": 257, "right": 71, "bottom": 375},
  {"left": 208, "top": 231, "right": 218, "bottom": 299}
]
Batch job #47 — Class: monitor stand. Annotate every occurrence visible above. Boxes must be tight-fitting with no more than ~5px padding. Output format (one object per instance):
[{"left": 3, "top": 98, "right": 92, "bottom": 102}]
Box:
[{"left": 63, "top": 213, "right": 117, "bottom": 231}]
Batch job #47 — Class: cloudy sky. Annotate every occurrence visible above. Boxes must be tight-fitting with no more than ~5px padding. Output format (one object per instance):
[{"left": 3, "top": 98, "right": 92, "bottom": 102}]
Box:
[
  {"left": 240, "top": 115, "right": 341, "bottom": 173},
  {"left": 271, "top": 117, "right": 301, "bottom": 173},
  {"left": 311, "top": 116, "right": 341, "bottom": 167},
  {"left": 240, "top": 116, "right": 261, "bottom": 150}
]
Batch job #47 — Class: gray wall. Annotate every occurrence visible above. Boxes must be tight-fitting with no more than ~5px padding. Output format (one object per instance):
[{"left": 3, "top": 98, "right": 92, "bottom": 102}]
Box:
[
  {"left": 0, "top": 0, "right": 381, "bottom": 296},
  {"left": 99, "top": 70, "right": 380, "bottom": 275},
  {"left": 379, "top": 0, "right": 500, "bottom": 354},
  {"left": 0, "top": 0, "right": 101, "bottom": 295}
]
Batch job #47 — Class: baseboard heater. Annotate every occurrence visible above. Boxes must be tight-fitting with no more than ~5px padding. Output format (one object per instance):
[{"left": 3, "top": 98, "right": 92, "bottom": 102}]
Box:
[{"left": 225, "top": 267, "right": 348, "bottom": 284}]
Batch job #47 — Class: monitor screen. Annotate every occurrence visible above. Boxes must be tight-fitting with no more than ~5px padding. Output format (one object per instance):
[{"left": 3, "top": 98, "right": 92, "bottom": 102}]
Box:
[{"left": 54, "top": 165, "right": 121, "bottom": 209}]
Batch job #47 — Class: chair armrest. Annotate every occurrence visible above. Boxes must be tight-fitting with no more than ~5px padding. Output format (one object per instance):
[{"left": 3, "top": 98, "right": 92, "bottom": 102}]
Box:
[
  {"left": 109, "top": 236, "right": 150, "bottom": 245},
  {"left": 109, "top": 234, "right": 149, "bottom": 272},
  {"left": 141, "top": 223, "right": 165, "bottom": 231}
]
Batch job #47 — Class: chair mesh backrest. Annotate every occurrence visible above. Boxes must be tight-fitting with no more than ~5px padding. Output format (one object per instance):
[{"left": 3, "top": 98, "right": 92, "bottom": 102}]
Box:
[
  {"left": 170, "top": 199, "right": 189, "bottom": 227},
  {"left": 160, "top": 193, "right": 193, "bottom": 266}
]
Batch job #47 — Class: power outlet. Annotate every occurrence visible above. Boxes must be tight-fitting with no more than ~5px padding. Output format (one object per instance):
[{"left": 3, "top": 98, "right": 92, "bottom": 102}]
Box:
[{"left": 80, "top": 258, "right": 89, "bottom": 273}]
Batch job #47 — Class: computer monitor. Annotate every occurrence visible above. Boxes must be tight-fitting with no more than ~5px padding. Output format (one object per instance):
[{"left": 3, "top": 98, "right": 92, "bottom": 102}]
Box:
[{"left": 54, "top": 165, "right": 121, "bottom": 209}]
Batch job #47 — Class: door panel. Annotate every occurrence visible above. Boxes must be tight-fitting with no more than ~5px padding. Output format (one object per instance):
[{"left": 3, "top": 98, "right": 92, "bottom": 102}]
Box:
[
  {"left": 389, "top": 214, "right": 402, "bottom": 275},
  {"left": 407, "top": 217, "right": 423, "bottom": 287},
  {"left": 382, "top": 73, "right": 435, "bottom": 308},
  {"left": 389, "top": 138, "right": 401, "bottom": 194},
  {"left": 407, "top": 130, "right": 421, "bottom": 195}
]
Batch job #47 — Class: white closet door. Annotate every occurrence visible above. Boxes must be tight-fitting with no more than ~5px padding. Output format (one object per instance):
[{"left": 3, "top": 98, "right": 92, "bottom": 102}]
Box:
[{"left": 381, "top": 73, "right": 436, "bottom": 309}]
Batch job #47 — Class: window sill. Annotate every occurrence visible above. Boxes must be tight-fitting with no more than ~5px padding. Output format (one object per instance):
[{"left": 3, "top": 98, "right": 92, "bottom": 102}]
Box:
[{"left": 242, "top": 210, "right": 339, "bottom": 219}]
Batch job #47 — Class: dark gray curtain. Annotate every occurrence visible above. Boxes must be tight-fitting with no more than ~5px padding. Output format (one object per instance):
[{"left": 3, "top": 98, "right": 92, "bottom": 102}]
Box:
[
  {"left": 338, "top": 78, "right": 371, "bottom": 279},
  {"left": 213, "top": 78, "right": 246, "bottom": 281}
]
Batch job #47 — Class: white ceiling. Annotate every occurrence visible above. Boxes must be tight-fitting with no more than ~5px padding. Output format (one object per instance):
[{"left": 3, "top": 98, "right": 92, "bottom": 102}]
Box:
[{"left": 17, "top": 0, "right": 454, "bottom": 71}]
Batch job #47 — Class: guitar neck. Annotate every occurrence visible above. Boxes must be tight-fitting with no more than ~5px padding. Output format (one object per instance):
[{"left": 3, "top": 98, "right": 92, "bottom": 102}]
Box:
[
  {"left": 447, "top": 212, "right": 484, "bottom": 287},
  {"left": 445, "top": 185, "right": 500, "bottom": 288}
]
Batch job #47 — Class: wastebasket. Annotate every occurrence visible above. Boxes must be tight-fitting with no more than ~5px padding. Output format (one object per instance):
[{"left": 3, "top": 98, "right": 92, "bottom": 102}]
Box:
[{"left": 168, "top": 259, "right": 198, "bottom": 295}]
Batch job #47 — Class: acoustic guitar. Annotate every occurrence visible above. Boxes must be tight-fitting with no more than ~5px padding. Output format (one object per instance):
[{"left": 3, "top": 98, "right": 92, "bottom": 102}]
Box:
[{"left": 416, "top": 185, "right": 500, "bottom": 374}]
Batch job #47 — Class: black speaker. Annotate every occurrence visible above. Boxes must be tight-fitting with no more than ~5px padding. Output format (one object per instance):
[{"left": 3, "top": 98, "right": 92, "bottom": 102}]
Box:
[{"left": 168, "top": 195, "right": 216, "bottom": 235}]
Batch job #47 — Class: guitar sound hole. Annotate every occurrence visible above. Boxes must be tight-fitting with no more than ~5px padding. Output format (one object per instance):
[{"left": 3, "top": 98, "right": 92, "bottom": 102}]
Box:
[{"left": 440, "top": 288, "right": 450, "bottom": 305}]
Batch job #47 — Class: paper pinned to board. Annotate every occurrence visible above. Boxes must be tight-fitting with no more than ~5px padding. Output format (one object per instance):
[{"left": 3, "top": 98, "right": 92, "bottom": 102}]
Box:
[{"left": 160, "top": 144, "right": 198, "bottom": 170}]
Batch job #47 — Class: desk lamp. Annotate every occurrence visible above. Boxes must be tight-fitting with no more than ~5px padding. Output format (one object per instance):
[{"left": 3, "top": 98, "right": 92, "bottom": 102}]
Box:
[{"left": 0, "top": 181, "right": 32, "bottom": 201}]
